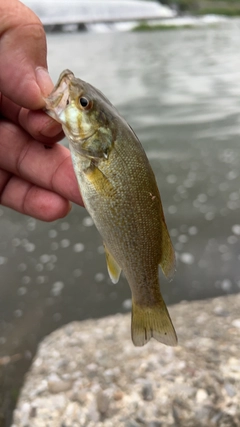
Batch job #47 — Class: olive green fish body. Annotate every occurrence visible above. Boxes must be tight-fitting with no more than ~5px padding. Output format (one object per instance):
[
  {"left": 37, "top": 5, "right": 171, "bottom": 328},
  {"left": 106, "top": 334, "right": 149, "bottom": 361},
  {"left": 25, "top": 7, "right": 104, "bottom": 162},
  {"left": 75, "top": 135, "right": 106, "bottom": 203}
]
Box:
[
  {"left": 45, "top": 69, "right": 177, "bottom": 347},
  {"left": 72, "top": 129, "right": 164, "bottom": 298}
]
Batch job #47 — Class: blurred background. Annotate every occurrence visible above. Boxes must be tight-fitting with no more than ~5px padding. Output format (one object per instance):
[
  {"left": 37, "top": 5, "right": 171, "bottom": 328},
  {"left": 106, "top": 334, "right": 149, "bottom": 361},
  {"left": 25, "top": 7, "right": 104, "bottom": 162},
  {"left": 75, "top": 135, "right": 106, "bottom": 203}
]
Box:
[{"left": 1, "top": 0, "right": 240, "bottom": 425}]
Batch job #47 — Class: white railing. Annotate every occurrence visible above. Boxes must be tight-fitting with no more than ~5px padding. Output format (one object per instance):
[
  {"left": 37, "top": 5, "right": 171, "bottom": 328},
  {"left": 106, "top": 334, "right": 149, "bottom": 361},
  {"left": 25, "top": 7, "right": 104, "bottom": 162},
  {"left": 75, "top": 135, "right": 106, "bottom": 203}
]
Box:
[{"left": 21, "top": 0, "right": 175, "bottom": 24}]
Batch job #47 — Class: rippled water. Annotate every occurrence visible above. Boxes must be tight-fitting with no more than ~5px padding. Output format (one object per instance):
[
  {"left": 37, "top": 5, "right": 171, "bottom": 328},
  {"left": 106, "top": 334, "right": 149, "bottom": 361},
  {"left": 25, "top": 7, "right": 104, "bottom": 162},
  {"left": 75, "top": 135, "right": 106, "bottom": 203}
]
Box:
[{"left": 1, "top": 21, "right": 240, "bottom": 423}]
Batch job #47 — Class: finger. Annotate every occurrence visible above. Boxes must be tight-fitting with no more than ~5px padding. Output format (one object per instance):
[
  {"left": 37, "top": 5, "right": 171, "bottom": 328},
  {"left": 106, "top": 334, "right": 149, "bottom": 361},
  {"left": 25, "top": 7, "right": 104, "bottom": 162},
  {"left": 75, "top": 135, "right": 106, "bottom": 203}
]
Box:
[
  {"left": 0, "top": 94, "right": 63, "bottom": 143},
  {"left": 0, "top": 0, "right": 53, "bottom": 109},
  {"left": 0, "top": 171, "right": 72, "bottom": 221},
  {"left": 20, "top": 109, "right": 64, "bottom": 143},
  {"left": 0, "top": 120, "right": 82, "bottom": 206}
]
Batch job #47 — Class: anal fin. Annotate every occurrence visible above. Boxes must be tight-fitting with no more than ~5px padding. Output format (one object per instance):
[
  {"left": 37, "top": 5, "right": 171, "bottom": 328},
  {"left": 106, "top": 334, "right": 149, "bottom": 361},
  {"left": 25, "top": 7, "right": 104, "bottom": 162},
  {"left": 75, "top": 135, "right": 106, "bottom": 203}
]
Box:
[
  {"left": 103, "top": 243, "right": 122, "bottom": 284},
  {"left": 159, "top": 220, "right": 176, "bottom": 280}
]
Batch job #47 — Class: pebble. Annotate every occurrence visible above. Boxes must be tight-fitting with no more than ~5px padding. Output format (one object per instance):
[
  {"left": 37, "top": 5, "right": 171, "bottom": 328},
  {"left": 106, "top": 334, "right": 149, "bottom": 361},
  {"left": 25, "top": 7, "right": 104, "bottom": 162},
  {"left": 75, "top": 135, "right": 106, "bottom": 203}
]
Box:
[
  {"left": 196, "top": 388, "right": 208, "bottom": 403},
  {"left": 96, "top": 389, "right": 111, "bottom": 415},
  {"left": 224, "top": 383, "right": 236, "bottom": 397},
  {"left": 70, "top": 388, "right": 87, "bottom": 404},
  {"left": 47, "top": 373, "right": 72, "bottom": 393},
  {"left": 213, "top": 305, "right": 229, "bottom": 317},
  {"left": 19, "top": 402, "right": 31, "bottom": 426},
  {"left": 231, "top": 319, "right": 240, "bottom": 329},
  {"left": 126, "top": 421, "right": 140, "bottom": 427},
  {"left": 141, "top": 382, "right": 154, "bottom": 401},
  {"left": 61, "top": 402, "right": 83, "bottom": 426},
  {"left": 148, "top": 423, "right": 162, "bottom": 427},
  {"left": 113, "top": 390, "right": 123, "bottom": 401}
]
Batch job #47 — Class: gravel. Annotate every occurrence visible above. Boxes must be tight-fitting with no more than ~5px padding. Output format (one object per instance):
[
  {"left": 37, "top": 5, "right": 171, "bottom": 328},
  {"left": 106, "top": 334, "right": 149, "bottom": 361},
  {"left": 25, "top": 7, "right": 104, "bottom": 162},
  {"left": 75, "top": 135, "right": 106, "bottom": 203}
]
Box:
[{"left": 12, "top": 294, "right": 240, "bottom": 427}]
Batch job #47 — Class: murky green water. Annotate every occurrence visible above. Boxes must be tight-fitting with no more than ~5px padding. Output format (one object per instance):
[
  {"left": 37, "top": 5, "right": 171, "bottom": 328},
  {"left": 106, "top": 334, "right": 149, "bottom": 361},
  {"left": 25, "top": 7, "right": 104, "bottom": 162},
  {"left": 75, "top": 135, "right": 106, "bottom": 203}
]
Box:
[{"left": 1, "top": 21, "right": 240, "bottom": 424}]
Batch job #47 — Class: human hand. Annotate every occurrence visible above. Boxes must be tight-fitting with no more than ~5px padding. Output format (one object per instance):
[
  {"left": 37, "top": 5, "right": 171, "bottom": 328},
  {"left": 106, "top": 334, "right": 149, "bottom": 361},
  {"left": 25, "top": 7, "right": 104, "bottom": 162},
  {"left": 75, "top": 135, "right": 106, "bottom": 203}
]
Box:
[{"left": 0, "top": 0, "right": 82, "bottom": 221}]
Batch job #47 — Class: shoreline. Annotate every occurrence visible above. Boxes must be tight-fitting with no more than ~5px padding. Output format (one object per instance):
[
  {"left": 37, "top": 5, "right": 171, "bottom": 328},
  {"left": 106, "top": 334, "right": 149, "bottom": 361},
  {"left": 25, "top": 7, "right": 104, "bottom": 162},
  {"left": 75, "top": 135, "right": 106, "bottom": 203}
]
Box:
[{"left": 12, "top": 293, "right": 240, "bottom": 426}]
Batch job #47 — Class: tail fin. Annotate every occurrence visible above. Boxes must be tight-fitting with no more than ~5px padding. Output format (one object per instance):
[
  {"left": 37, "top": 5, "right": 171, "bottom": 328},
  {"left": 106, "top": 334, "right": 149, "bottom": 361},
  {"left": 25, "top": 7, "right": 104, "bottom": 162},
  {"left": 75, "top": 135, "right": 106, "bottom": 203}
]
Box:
[{"left": 131, "top": 298, "right": 177, "bottom": 347}]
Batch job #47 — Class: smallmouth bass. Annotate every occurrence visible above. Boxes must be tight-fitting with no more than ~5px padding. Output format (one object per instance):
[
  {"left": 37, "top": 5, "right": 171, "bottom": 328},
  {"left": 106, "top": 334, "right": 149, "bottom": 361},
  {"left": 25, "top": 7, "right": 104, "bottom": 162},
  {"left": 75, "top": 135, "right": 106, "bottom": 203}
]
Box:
[{"left": 45, "top": 69, "right": 177, "bottom": 347}]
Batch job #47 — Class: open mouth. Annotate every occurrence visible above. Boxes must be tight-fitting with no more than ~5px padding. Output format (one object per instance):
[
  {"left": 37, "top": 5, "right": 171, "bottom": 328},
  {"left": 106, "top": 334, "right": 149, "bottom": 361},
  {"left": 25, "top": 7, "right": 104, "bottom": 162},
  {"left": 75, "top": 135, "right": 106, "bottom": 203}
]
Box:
[{"left": 44, "top": 70, "right": 75, "bottom": 122}]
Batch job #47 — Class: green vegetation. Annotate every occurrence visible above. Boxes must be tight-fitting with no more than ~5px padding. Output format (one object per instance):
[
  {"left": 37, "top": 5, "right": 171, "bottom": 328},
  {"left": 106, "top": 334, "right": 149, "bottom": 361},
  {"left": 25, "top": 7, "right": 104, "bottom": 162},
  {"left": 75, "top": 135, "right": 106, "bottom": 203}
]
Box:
[
  {"left": 157, "top": 0, "right": 240, "bottom": 15},
  {"left": 133, "top": 0, "right": 240, "bottom": 32},
  {"left": 198, "top": 7, "right": 240, "bottom": 14},
  {"left": 133, "top": 23, "right": 195, "bottom": 31}
]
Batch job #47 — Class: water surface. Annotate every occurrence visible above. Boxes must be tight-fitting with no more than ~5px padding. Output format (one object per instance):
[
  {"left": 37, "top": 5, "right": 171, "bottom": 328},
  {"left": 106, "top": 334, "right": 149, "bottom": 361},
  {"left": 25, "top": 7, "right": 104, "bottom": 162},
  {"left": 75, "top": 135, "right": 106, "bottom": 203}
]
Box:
[{"left": 1, "top": 21, "right": 240, "bottom": 424}]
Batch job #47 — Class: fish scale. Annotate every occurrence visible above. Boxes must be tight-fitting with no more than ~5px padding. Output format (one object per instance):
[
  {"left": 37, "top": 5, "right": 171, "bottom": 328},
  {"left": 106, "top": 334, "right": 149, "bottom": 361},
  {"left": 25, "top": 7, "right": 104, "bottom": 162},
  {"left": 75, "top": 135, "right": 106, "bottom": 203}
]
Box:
[{"left": 45, "top": 69, "right": 177, "bottom": 347}]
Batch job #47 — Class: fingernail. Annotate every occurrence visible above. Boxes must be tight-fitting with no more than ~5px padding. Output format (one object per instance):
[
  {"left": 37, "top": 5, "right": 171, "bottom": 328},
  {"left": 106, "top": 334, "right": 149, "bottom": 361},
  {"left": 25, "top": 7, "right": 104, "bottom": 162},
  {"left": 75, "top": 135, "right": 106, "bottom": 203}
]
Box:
[
  {"left": 35, "top": 67, "right": 54, "bottom": 97},
  {"left": 41, "top": 119, "right": 62, "bottom": 137}
]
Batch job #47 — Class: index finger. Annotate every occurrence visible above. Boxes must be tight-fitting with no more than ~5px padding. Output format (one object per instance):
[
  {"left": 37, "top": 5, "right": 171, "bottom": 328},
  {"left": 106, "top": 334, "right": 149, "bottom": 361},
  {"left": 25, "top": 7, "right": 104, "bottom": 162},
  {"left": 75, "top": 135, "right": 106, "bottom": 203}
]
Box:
[
  {"left": 0, "top": 120, "right": 82, "bottom": 206},
  {"left": 0, "top": 0, "right": 53, "bottom": 109}
]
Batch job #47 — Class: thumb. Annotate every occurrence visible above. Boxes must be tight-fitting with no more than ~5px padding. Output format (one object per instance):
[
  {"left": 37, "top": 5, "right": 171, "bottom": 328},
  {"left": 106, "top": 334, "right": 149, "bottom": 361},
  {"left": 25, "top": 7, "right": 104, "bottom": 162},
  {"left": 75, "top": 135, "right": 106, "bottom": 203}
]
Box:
[{"left": 0, "top": 0, "right": 53, "bottom": 110}]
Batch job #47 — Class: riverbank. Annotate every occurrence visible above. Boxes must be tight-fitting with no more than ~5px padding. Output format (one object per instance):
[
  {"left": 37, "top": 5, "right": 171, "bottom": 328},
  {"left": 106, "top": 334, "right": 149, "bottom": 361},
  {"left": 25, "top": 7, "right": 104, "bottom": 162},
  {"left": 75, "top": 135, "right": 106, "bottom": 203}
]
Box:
[
  {"left": 166, "top": 0, "right": 240, "bottom": 16},
  {"left": 12, "top": 293, "right": 240, "bottom": 427},
  {"left": 133, "top": 14, "right": 238, "bottom": 32}
]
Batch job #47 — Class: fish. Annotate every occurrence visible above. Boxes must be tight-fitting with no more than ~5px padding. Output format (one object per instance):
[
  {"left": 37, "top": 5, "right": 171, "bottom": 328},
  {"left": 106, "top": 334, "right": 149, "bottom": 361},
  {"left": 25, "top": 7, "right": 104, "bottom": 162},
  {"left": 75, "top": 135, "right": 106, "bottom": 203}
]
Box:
[{"left": 44, "top": 69, "right": 177, "bottom": 347}]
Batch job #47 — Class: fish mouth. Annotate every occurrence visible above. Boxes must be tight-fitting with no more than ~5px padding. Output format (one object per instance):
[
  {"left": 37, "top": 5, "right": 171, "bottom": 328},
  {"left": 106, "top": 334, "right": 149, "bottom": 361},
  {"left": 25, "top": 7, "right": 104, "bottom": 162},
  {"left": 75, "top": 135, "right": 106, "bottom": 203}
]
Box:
[
  {"left": 44, "top": 69, "right": 75, "bottom": 123},
  {"left": 44, "top": 69, "right": 98, "bottom": 152}
]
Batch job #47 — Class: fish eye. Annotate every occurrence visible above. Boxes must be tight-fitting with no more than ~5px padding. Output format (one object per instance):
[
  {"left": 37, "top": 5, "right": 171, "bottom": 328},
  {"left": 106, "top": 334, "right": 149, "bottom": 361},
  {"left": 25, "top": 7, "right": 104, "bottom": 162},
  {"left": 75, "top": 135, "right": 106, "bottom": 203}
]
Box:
[{"left": 79, "top": 97, "right": 89, "bottom": 108}]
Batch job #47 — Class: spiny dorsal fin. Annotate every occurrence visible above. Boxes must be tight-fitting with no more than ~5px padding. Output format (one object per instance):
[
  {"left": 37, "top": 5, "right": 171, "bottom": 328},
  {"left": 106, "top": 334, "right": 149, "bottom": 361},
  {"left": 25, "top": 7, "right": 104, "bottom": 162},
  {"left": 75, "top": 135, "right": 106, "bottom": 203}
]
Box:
[{"left": 103, "top": 243, "right": 122, "bottom": 284}]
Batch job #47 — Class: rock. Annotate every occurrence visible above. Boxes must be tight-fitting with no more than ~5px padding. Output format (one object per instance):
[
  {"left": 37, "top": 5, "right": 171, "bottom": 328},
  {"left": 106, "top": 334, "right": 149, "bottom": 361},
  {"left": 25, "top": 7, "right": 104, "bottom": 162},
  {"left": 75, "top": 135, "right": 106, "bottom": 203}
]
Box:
[
  {"left": 47, "top": 373, "right": 72, "bottom": 393},
  {"left": 86, "top": 363, "right": 98, "bottom": 378},
  {"left": 61, "top": 402, "right": 84, "bottom": 426},
  {"left": 96, "top": 389, "right": 111, "bottom": 415},
  {"left": 231, "top": 319, "right": 240, "bottom": 329},
  {"left": 87, "top": 396, "right": 100, "bottom": 423},
  {"left": 70, "top": 388, "right": 87, "bottom": 404},
  {"left": 196, "top": 389, "right": 208, "bottom": 403},
  {"left": 224, "top": 383, "right": 236, "bottom": 397},
  {"left": 12, "top": 294, "right": 240, "bottom": 427},
  {"left": 126, "top": 420, "right": 140, "bottom": 427},
  {"left": 113, "top": 390, "right": 123, "bottom": 401},
  {"left": 19, "top": 402, "right": 31, "bottom": 426},
  {"left": 147, "top": 422, "right": 162, "bottom": 427},
  {"left": 141, "top": 382, "right": 154, "bottom": 401}
]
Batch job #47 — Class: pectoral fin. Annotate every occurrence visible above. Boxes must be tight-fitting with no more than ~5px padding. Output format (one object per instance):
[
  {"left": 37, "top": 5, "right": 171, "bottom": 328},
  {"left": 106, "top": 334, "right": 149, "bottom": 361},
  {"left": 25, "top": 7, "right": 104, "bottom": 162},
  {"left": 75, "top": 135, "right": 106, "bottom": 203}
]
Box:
[
  {"left": 103, "top": 243, "right": 122, "bottom": 284},
  {"left": 84, "top": 163, "right": 114, "bottom": 196},
  {"left": 159, "top": 220, "right": 176, "bottom": 280}
]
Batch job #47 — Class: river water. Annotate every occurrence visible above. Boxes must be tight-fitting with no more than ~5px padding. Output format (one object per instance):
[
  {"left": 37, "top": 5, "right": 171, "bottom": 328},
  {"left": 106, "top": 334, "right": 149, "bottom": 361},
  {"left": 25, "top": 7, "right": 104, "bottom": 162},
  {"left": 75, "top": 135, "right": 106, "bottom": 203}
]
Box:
[{"left": 1, "top": 21, "right": 240, "bottom": 424}]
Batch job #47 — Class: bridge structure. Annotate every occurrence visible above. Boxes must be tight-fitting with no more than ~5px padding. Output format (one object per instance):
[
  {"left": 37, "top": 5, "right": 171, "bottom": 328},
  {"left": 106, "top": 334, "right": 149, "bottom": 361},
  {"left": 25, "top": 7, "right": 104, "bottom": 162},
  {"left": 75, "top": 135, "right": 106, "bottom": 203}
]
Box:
[{"left": 22, "top": 0, "right": 176, "bottom": 28}]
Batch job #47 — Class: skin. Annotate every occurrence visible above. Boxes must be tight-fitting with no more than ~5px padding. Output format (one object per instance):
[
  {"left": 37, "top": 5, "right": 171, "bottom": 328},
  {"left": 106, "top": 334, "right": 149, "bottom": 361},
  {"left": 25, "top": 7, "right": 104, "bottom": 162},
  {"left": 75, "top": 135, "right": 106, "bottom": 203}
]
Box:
[{"left": 0, "top": 0, "right": 82, "bottom": 221}]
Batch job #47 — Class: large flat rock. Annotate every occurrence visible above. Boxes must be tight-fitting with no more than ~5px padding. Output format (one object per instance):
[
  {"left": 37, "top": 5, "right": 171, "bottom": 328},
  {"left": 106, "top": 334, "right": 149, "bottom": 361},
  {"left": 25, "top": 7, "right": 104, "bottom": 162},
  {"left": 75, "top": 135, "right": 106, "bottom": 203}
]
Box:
[{"left": 12, "top": 294, "right": 240, "bottom": 427}]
